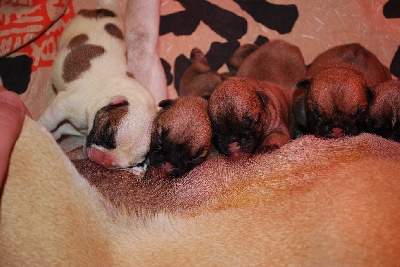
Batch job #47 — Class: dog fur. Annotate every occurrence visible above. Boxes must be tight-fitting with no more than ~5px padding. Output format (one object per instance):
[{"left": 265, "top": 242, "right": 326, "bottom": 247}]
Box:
[
  {"left": 366, "top": 79, "right": 400, "bottom": 141},
  {"left": 293, "top": 43, "right": 392, "bottom": 138},
  {"left": 179, "top": 48, "right": 223, "bottom": 97},
  {"left": 235, "top": 39, "right": 307, "bottom": 94},
  {"left": 2, "top": 117, "right": 400, "bottom": 265},
  {"left": 38, "top": 0, "right": 156, "bottom": 168},
  {"left": 147, "top": 96, "right": 212, "bottom": 177},
  {"left": 208, "top": 77, "right": 292, "bottom": 157}
]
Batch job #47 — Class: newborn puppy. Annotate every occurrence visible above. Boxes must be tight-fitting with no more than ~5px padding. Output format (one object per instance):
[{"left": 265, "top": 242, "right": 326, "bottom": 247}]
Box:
[
  {"left": 366, "top": 79, "right": 400, "bottom": 141},
  {"left": 148, "top": 96, "right": 212, "bottom": 177},
  {"left": 208, "top": 77, "right": 292, "bottom": 157},
  {"left": 235, "top": 39, "right": 307, "bottom": 94},
  {"left": 179, "top": 48, "right": 222, "bottom": 97},
  {"left": 295, "top": 43, "right": 391, "bottom": 138},
  {"left": 38, "top": 0, "right": 156, "bottom": 168}
]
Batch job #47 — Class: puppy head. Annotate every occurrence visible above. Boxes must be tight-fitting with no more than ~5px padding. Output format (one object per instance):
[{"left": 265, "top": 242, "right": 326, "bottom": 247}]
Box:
[
  {"left": 148, "top": 96, "right": 212, "bottom": 177},
  {"left": 208, "top": 77, "right": 269, "bottom": 157},
  {"left": 366, "top": 79, "right": 400, "bottom": 141},
  {"left": 304, "top": 67, "right": 369, "bottom": 138},
  {"left": 85, "top": 80, "right": 156, "bottom": 168}
]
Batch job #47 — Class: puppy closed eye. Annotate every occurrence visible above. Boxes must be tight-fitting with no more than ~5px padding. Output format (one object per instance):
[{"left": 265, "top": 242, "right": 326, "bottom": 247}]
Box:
[
  {"left": 156, "top": 127, "right": 169, "bottom": 145},
  {"left": 353, "top": 106, "right": 364, "bottom": 118},
  {"left": 191, "top": 148, "right": 206, "bottom": 161},
  {"left": 244, "top": 113, "right": 261, "bottom": 129}
]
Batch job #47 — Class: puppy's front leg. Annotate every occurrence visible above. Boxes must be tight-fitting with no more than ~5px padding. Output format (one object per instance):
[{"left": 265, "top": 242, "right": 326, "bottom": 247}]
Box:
[{"left": 38, "top": 92, "right": 70, "bottom": 134}]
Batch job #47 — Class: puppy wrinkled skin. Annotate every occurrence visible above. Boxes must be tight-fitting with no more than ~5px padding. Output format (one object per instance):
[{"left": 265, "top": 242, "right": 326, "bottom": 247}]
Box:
[
  {"left": 179, "top": 48, "right": 223, "bottom": 97},
  {"left": 235, "top": 39, "right": 307, "bottom": 94},
  {"left": 38, "top": 2, "right": 156, "bottom": 168},
  {"left": 209, "top": 77, "right": 292, "bottom": 157},
  {"left": 148, "top": 96, "right": 212, "bottom": 177},
  {"left": 366, "top": 79, "right": 400, "bottom": 141},
  {"left": 293, "top": 43, "right": 391, "bottom": 138}
]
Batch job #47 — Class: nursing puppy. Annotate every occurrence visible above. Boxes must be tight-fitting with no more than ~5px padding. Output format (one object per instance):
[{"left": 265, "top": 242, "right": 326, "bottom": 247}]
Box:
[
  {"left": 148, "top": 96, "right": 212, "bottom": 177},
  {"left": 38, "top": 0, "right": 156, "bottom": 168},
  {"left": 235, "top": 39, "right": 307, "bottom": 94},
  {"left": 366, "top": 79, "right": 400, "bottom": 141},
  {"left": 208, "top": 77, "right": 291, "bottom": 157},
  {"left": 179, "top": 48, "right": 223, "bottom": 97},
  {"left": 295, "top": 43, "right": 392, "bottom": 138}
]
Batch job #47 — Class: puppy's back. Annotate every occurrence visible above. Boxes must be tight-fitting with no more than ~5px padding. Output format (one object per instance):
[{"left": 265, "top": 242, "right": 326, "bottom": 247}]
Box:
[
  {"left": 236, "top": 40, "right": 307, "bottom": 94},
  {"left": 307, "top": 43, "right": 392, "bottom": 87}
]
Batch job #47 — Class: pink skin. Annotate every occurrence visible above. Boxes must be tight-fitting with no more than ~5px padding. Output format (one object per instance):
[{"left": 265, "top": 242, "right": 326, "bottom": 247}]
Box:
[
  {"left": 0, "top": 86, "right": 31, "bottom": 195},
  {"left": 84, "top": 147, "right": 118, "bottom": 169},
  {"left": 227, "top": 142, "right": 252, "bottom": 160},
  {"left": 332, "top": 128, "right": 343, "bottom": 138}
]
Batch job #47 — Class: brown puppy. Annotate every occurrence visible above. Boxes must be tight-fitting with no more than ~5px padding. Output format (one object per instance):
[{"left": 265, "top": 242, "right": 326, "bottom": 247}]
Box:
[
  {"left": 148, "top": 96, "right": 212, "bottom": 177},
  {"left": 179, "top": 48, "right": 223, "bottom": 97},
  {"left": 294, "top": 43, "right": 392, "bottom": 138},
  {"left": 366, "top": 79, "right": 400, "bottom": 141},
  {"left": 235, "top": 39, "right": 307, "bottom": 94},
  {"left": 208, "top": 77, "right": 291, "bottom": 157}
]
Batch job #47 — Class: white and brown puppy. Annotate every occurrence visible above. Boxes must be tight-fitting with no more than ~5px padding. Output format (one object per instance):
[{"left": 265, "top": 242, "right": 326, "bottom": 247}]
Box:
[
  {"left": 209, "top": 77, "right": 292, "bottom": 157},
  {"left": 148, "top": 96, "right": 212, "bottom": 177},
  {"left": 38, "top": 0, "right": 156, "bottom": 168},
  {"left": 179, "top": 48, "right": 223, "bottom": 97},
  {"left": 366, "top": 79, "right": 400, "bottom": 141},
  {"left": 235, "top": 40, "right": 307, "bottom": 94},
  {"left": 294, "top": 43, "right": 392, "bottom": 138}
]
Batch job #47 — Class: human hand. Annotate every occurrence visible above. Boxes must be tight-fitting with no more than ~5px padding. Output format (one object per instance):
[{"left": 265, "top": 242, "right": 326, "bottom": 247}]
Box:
[{"left": 0, "top": 86, "right": 31, "bottom": 193}]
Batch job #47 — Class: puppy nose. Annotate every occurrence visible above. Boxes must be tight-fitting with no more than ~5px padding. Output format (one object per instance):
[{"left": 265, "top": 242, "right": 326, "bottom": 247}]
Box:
[
  {"left": 227, "top": 142, "right": 242, "bottom": 156},
  {"left": 332, "top": 128, "right": 343, "bottom": 138}
]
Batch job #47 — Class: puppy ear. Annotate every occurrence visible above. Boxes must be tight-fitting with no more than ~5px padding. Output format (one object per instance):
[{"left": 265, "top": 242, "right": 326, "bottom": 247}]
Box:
[
  {"left": 110, "top": 95, "right": 129, "bottom": 106},
  {"left": 366, "top": 87, "right": 374, "bottom": 104},
  {"left": 296, "top": 78, "right": 312, "bottom": 90},
  {"left": 158, "top": 99, "right": 175, "bottom": 109},
  {"left": 256, "top": 91, "right": 269, "bottom": 110}
]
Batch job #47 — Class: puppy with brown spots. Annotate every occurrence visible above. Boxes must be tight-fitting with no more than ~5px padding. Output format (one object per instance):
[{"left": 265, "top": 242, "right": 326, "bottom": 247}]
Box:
[
  {"left": 148, "top": 96, "right": 212, "bottom": 177},
  {"left": 209, "top": 77, "right": 292, "bottom": 157},
  {"left": 366, "top": 79, "right": 400, "bottom": 141},
  {"left": 179, "top": 48, "right": 223, "bottom": 97},
  {"left": 293, "top": 43, "right": 392, "bottom": 138},
  {"left": 38, "top": 0, "right": 156, "bottom": 169}
]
